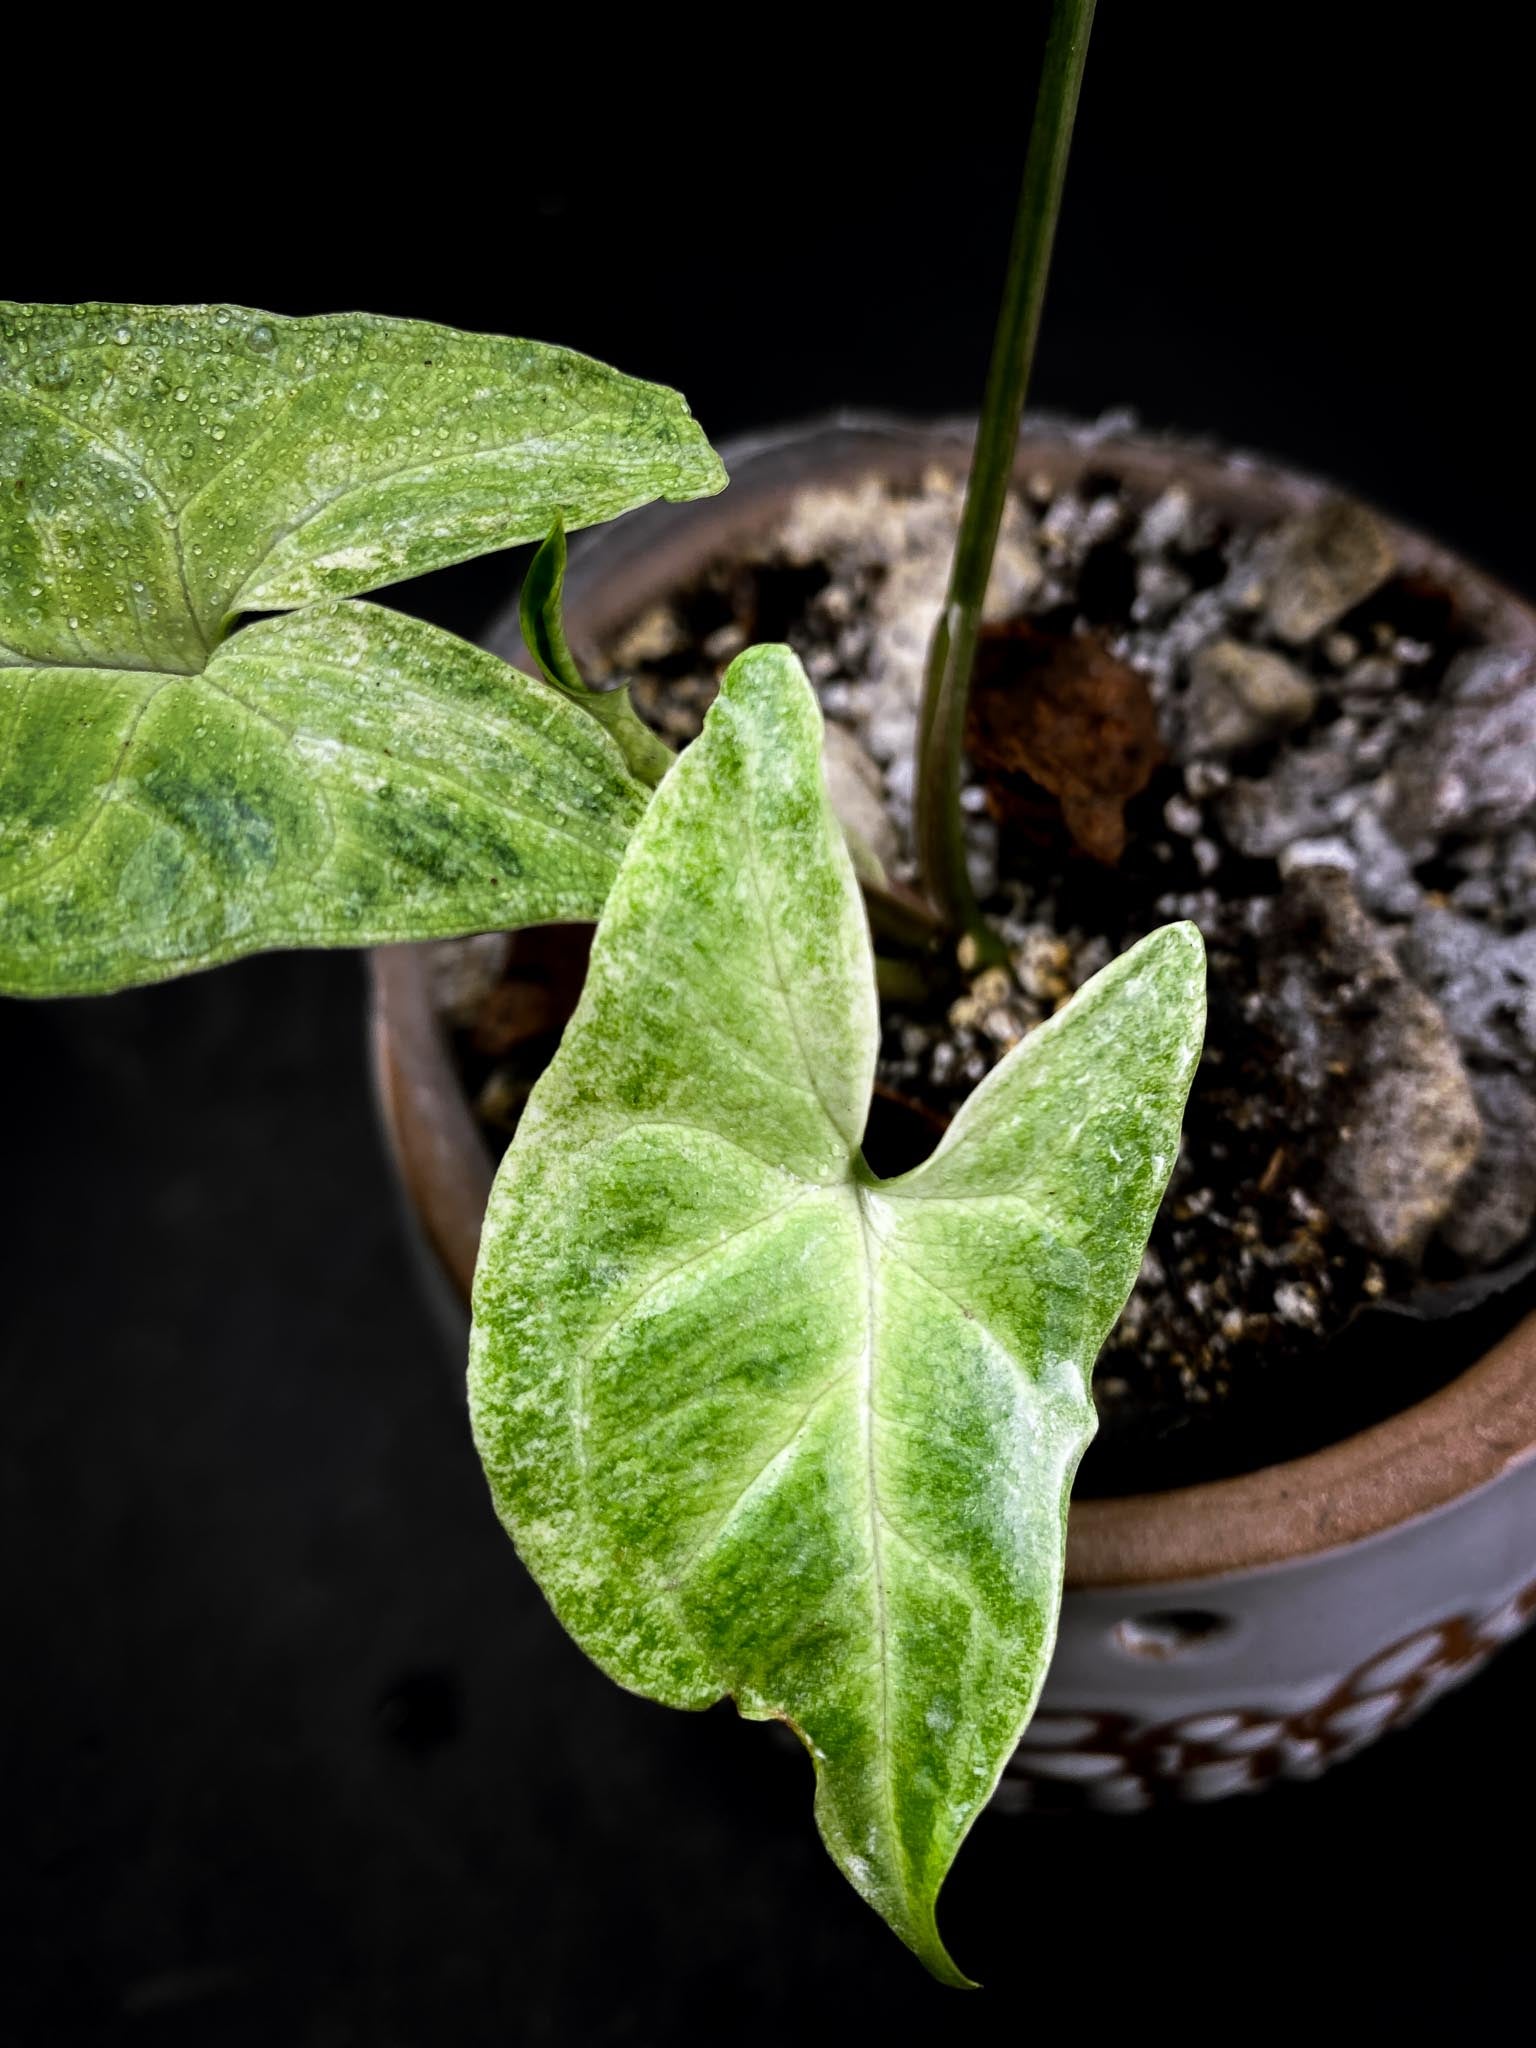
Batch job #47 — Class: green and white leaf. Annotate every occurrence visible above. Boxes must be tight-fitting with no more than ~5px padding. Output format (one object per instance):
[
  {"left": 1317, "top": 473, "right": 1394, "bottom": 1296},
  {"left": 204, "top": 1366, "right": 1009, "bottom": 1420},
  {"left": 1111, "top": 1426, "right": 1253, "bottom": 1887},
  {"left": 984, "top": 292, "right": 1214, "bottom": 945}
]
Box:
[
  {"left": 0, "top": 302, "right": 724, "bottom": 661},
  {"left": 0, "top": 602, "right": 651, "bottom": 994},
  {"left": 469, "top": 645, "right": 1205, "bottom": 1984},
  {"left": 0, "top": 302, "right": 725, "bottom": 993}
]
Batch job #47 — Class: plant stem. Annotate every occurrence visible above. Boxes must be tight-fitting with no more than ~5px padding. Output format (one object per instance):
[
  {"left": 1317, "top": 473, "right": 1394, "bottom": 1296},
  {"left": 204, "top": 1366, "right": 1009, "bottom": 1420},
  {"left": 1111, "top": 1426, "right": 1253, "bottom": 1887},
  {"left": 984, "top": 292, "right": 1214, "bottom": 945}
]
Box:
[{"left": 914, "top": 0, "right": 1096, "bottom": 955}]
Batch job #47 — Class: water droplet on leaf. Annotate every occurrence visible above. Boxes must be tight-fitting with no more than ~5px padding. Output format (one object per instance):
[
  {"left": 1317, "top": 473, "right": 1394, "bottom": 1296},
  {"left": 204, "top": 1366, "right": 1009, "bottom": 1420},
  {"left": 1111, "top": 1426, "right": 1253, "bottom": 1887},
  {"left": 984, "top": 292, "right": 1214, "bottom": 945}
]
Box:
[{"left": 344, "top": 380, "right": 388, "bottom": 423}]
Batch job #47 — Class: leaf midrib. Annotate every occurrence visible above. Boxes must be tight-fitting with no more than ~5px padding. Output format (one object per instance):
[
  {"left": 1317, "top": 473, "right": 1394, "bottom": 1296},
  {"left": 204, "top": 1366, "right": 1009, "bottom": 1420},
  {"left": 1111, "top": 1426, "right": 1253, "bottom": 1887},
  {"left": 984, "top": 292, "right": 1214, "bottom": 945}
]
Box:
[{"left": 851, "top": 1180, "right": 898, "bottom": 1897}]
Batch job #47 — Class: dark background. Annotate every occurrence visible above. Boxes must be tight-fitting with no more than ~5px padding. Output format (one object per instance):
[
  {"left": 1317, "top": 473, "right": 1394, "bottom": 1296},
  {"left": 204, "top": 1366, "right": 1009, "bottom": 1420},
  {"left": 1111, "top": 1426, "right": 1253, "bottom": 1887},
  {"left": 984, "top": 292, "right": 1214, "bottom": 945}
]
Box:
[{"left": 5, "top": 12, "right": 1533, "bottom": 2042}]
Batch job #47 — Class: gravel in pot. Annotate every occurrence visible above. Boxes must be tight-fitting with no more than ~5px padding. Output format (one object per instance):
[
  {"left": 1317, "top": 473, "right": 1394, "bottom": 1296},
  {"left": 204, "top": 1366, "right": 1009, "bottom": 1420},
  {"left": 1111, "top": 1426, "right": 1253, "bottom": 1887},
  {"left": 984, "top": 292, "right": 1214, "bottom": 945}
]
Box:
[{"left": 371, "top": 420, "right": 1536, "bottom": 1807}]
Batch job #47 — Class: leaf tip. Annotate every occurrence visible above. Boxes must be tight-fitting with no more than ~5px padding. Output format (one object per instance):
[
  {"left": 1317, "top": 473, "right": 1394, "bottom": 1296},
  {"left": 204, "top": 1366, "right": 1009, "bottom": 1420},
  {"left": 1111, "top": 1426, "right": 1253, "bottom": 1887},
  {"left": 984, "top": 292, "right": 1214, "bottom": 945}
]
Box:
[
  {"left": 708, "top": 644, "right": 851, "bottom": 859},
  {"left": 1129, "top": 917, "right": 1207, "bottom": 1012},
  {"left": 915, "top": 1924, "right": 981, "bottom": 1992},
  {"left": 1143, "top": 914, "right": 1205, "bottom": 965},
  {"left": 875, "top": 1883, "right": 979, "bottom": 1990},
  {"left": 1130, "top": 918, "right": 1208, "bottom": 1073},
  {"left": 653, "top": 392, "right": 728, "bottom": 505},
  {"left": 692, "top": 443, "right": 731, "bottom": 501},
  {"left": 716, "top": 638, "right": 818, "bottom": 710},
  {"left": 1166, "top": 913, "right": 1207, "bottom": 959}
]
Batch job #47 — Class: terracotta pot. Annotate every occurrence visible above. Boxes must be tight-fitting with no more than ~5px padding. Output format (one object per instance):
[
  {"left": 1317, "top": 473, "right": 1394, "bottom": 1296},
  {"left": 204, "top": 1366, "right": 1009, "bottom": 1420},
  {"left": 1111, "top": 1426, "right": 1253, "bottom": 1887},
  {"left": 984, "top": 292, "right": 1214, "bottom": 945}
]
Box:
[{"left": 371, "top": 417, "right": 1536, "bottom": 1810}]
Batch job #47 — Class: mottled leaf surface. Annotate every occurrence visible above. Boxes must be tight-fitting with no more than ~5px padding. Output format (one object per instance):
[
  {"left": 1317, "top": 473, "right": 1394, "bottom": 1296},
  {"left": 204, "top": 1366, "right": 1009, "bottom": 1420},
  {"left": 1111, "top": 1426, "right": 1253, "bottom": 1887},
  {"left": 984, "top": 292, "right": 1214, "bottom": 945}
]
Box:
[
  {"left": 0, "top": 303, "right": 724, "bottom": 992},
  {"left": 469, "top": 645, "right": 1205, "bottom": 1983},
  {"left": 0, "top": 603, "right": 648, "bottom": 994},
  {"left": 0, "top": 302, "right": 724, "bottom": 659}
]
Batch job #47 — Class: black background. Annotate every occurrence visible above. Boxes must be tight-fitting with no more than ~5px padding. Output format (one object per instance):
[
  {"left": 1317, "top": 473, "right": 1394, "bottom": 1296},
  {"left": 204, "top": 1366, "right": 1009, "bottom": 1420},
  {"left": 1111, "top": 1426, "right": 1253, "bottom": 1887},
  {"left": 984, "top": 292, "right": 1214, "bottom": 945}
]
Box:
[{"left": 5, "top": 11, "right": 1534, "bottom": 2042}]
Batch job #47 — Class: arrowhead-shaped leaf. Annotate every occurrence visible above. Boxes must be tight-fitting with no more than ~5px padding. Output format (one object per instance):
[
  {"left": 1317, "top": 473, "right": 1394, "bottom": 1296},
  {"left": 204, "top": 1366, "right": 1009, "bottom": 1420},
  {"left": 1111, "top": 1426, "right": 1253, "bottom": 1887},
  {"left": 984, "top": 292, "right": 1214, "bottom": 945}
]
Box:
[
  {"left": 0, "top": 303, "right": 725, "bottom": 993},
  {"left": 469, "top": 645, "right": 1205, "bottom": 1983}
]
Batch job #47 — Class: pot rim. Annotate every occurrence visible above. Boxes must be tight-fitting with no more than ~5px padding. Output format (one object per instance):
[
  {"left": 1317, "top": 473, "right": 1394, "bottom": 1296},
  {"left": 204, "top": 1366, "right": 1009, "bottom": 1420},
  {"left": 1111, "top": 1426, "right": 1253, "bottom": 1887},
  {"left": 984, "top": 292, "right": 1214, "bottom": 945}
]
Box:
[{"left": 372, "top": 412, "right": 1536, "bottom": 1591}]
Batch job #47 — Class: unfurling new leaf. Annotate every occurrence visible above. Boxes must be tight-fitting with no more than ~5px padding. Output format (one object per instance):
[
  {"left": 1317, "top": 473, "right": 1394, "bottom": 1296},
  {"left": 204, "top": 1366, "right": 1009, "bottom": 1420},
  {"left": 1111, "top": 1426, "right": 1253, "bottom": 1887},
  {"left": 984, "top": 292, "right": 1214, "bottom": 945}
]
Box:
[
  {"left": 469, "top": 644, "right": 1206, "bottom": 1983},
  {"left": 519, "top": 517, "right": 674, "bottom": 788},
  {"left": 0, "top": 302, "right": 725, "bottom": 994}
]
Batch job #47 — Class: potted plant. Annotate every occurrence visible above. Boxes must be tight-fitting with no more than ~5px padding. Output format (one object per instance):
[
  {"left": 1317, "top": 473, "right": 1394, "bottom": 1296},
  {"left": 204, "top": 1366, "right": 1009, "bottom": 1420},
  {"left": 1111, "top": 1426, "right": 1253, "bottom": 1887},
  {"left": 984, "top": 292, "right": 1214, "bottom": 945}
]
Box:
[
  {"left": 366, "top": 0, "right": 1536, "bottom": 1934},
  {"left": 6, "top": 0, "right": 1535, "bottom": 1993}
]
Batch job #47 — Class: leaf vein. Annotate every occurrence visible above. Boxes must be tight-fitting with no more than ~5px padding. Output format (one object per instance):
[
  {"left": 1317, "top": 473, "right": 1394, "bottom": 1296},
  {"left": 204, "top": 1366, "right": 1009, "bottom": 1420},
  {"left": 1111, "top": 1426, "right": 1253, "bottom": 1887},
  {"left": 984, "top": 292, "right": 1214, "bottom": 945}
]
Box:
[{"left": 666, "top": 1370, "right": 853, "bottom": 1586}]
